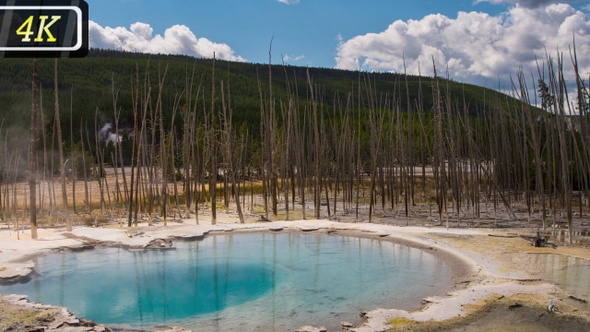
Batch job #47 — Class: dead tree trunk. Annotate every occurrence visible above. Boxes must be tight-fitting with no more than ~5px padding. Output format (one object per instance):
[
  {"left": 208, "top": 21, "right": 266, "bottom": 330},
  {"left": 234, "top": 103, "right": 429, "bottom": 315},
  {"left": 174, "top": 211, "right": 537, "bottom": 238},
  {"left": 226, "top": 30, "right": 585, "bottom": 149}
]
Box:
[
  {"left": 53, "top": 59, "right": 70, "bottom": 231},
  {"left": 209, "top": 54, "right": 218, "bottom": 225},
  {"left": 30, "top": 58, "right": 39, "bottom": 239}
]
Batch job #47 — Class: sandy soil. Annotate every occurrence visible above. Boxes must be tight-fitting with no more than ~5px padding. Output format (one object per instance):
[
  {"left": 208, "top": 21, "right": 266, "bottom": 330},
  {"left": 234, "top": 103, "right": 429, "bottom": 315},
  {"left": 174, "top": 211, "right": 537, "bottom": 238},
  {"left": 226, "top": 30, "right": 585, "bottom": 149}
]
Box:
[{"left": 1, "top": 212, "right": 589, "bottom": 332}]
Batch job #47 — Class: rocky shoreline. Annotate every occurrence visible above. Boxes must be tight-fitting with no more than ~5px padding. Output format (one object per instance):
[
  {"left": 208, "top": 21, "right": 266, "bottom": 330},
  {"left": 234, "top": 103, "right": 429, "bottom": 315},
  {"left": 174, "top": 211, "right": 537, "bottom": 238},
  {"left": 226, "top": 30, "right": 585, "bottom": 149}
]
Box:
[
  {"left": 1, "top": 219, "right": 590, "bottom": 331},
  {"left": 0, "top": 294, "right": 112, "bottom": 332}
]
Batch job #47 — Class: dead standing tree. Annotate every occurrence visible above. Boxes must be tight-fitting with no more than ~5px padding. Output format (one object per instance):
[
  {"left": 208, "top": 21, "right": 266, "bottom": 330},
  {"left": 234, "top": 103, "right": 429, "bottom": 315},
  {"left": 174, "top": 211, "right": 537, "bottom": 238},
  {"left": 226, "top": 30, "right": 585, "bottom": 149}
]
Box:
[
  {"left": 221, "top": 80, "right": 245, "bottom": 223},
  {"left": 551, "top": 55, "right": 574, "bottom": 244},
  {"left": 432, "top": 61, "right": 448, "bottom": 227},
  {"left": 29, "top": 58, "right": 39, "bottom": 239},
  {"left": 209, "top": 53, "right": 218, "bottom": 225},
  {"left": 54, "top": 59, "right": 72, "bottom": 232}
]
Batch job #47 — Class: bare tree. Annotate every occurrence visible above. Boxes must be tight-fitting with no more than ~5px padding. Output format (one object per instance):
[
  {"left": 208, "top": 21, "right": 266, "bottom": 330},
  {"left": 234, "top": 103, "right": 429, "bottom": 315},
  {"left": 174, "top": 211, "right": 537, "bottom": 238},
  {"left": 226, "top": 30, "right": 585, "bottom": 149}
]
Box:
[
  {"left": 29, "top": 58, "right": 39, "bottom": 239},
  {"left": 53, "top": 59, "right": 70, "bottom": 231},
  {"left": 209, "top": 54, "right": 218, "bottom": 224}
]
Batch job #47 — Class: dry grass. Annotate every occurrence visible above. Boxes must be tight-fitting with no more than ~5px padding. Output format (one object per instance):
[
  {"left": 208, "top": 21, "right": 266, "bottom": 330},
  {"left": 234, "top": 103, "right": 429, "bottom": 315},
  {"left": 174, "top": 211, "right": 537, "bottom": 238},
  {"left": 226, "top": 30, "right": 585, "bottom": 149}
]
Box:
[
  {"left": 0, "top": 298, "right": 59, "bottom": 331},
  {"left": 387, "top": 294, "right": 590, "bottom": 332}
]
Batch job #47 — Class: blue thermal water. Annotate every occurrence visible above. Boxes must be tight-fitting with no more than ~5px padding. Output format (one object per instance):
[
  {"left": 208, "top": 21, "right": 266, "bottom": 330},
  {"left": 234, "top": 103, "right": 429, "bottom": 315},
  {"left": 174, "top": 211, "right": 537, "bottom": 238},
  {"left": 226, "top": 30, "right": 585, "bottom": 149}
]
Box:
[{"left": 0, "top": 232, "right": 452, "bottom": 331}]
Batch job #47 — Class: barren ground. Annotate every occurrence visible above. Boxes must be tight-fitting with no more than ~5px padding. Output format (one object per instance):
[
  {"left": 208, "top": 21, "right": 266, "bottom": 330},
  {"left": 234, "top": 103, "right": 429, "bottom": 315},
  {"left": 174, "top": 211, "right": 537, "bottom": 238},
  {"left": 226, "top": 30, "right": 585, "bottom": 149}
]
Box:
[{"left": 1, "top": 179, "right": 590, "bottom": 331}]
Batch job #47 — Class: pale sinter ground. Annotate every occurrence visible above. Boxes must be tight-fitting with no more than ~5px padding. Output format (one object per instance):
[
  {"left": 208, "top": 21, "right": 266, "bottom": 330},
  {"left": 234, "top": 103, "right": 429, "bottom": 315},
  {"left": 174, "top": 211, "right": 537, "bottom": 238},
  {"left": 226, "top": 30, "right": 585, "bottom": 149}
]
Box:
[{"left": 0, "top": 208, "right": 589, "bottom": 332}]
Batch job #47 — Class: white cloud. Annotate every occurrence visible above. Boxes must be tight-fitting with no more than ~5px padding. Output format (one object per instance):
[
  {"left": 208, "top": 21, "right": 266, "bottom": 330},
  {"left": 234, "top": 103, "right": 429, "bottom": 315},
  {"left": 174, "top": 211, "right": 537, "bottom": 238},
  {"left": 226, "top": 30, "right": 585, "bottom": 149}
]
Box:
[
  {"left": 89, "top": 21, "right": 246, "bottom": 62},
  {"left": 277, "top": 0, "right": 300, "bottom": 4},
  {"left": 335, "top": 4, "right": 590, "bottom": 90},
  {"left": 282, "top": 54, "right": 305, "bottom": 63}
]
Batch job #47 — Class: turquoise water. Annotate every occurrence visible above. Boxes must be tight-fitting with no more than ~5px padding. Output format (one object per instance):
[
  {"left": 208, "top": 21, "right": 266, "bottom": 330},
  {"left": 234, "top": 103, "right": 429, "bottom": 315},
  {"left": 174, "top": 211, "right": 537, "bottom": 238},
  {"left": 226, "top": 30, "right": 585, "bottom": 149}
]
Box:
[{"left": 1, "top": 232, "right": 452, "bottom": 331}]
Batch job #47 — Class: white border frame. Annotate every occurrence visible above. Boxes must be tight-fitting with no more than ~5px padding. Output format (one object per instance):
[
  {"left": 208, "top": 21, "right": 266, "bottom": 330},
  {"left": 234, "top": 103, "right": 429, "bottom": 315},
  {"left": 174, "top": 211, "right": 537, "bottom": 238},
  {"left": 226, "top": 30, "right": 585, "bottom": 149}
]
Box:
[{"left": 0, "top": 6, "right": 83, "bottom": 51}]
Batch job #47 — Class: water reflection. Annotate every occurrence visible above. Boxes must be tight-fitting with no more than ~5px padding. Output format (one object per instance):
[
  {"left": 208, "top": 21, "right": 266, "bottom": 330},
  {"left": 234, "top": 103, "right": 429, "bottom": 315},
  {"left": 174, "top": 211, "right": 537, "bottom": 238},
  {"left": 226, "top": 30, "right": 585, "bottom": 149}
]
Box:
[
  {"left": 526, "top": 254, "right": 590, "bottom": 310},
  {"left": 0, "top": 232, "right": 452, "bottom": 331},
  {"left": 542, "top": 230, "right": 590, "bottom": 245}
]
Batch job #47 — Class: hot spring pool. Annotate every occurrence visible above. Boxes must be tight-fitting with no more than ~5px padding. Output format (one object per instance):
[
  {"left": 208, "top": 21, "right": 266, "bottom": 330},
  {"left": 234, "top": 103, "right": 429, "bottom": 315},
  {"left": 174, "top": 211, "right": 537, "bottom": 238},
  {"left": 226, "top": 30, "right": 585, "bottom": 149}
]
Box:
[{"left": 1, "top": 232, "right": 452, "bottom": 331}]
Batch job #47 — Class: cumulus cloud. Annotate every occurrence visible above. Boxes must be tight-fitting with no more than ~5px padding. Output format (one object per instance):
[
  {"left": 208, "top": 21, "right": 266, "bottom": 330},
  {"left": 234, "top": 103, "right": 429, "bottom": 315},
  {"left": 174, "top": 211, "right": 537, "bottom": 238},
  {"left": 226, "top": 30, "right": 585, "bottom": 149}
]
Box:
[
  {"left": 277, "top": 0, "right": 300, "bottom": 4},
  {"left": 89, "top": 21, "right": 246, "bottom": 62},
  {"left": 476, "top": 0, "right": 580, "bottom": 9},
  {"left": 282, "top": 54, "right": 305, "bottom": 63},
  {"left": 335, "top": 4, "right": 590, "bottom": 89}
]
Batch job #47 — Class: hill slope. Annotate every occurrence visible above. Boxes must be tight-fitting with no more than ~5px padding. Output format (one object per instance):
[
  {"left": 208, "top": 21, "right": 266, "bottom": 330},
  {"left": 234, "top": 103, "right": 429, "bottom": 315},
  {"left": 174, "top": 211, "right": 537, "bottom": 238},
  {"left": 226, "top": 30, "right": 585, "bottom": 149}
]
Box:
[{"left": 0, "top": 49, "right": 515, "bottom": 141}]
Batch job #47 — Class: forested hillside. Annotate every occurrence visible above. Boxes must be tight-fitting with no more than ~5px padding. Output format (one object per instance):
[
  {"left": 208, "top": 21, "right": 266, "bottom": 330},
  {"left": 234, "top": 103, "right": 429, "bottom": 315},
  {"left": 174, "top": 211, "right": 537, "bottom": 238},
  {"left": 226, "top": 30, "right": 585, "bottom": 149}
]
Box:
[
  {"left": 0, "top": 48, "right": 511, "bottom": 143},
  {"left": 0, "top": 48, "right": 588, "bottom": 243}
]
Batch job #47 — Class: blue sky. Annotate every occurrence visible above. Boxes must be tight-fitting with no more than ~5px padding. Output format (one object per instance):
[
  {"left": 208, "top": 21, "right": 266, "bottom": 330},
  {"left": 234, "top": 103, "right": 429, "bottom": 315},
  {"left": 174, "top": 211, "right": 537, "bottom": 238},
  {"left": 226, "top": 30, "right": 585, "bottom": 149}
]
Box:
[
  {"left": 87, "top": 0, "right": 589, "bottom": 88},
  {"left": 88, "top": 0, "right": 506, "bottom": 66}
]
